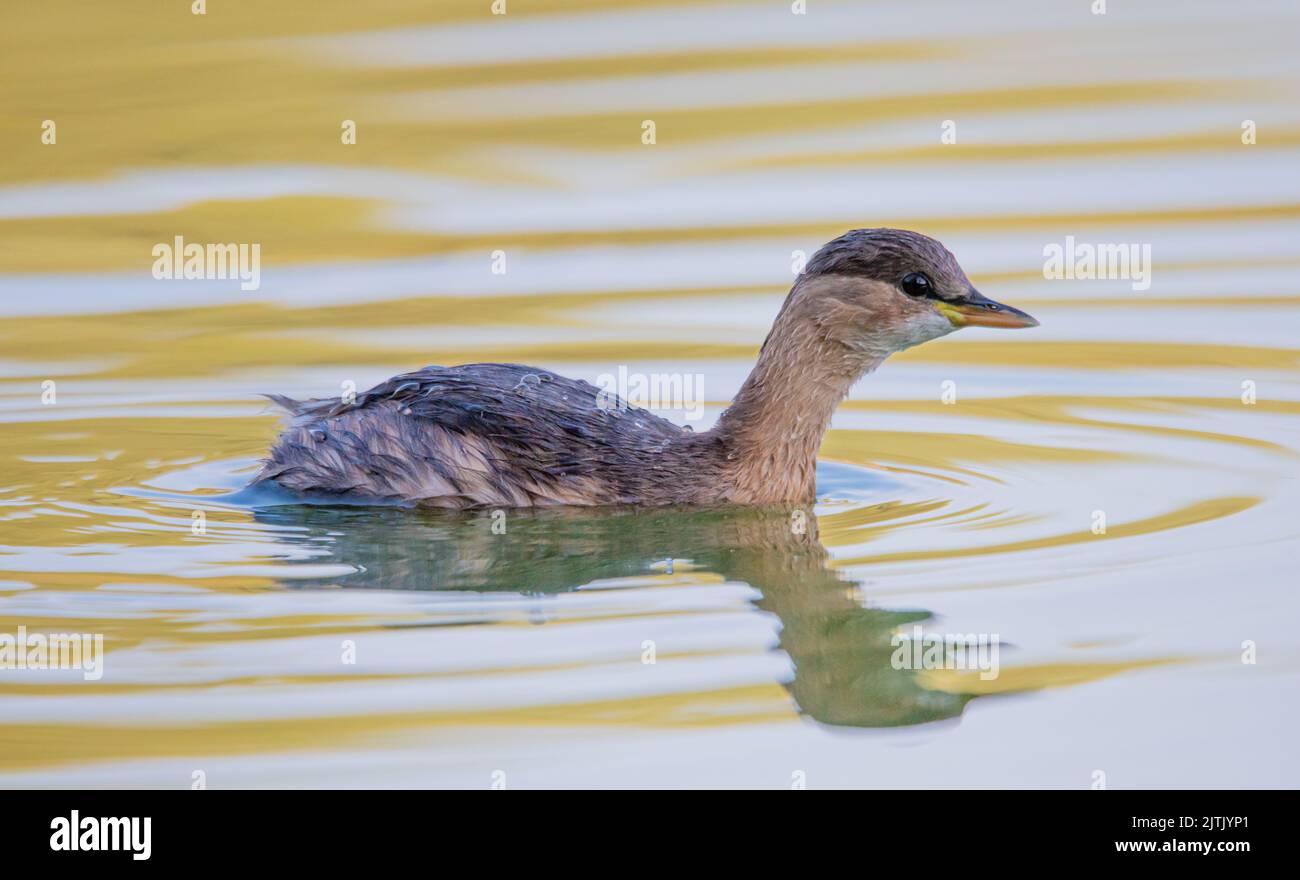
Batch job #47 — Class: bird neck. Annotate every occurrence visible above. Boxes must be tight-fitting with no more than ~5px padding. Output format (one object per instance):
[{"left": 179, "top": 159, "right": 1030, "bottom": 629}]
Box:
[{"left": 711, "top": 287, "right": 884, "bottom": 503}]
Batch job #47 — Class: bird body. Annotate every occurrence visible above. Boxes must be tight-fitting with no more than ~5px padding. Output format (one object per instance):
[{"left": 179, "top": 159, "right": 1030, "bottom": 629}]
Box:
[
  {"left": 257, "top": 364, "right": 725, "bottom": 508},
  {"left": 254, "top": 229, "right": 1037, "bottom": 508}
]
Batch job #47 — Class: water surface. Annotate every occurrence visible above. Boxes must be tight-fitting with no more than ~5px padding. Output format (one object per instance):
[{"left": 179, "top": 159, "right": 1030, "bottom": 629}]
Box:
[{"left": 1, "top": 0, "right": 1298, "bottom": 787}]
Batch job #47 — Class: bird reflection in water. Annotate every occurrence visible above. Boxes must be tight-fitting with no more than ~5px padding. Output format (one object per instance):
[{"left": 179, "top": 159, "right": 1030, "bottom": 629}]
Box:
[{"left": 253, "top": 502, "right": 974, "bottom": 728}]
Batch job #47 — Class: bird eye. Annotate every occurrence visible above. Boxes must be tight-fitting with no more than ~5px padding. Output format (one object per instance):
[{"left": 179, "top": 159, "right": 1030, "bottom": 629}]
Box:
[{"left": 901, "top": 273, "right": 933, "bottom": 298}]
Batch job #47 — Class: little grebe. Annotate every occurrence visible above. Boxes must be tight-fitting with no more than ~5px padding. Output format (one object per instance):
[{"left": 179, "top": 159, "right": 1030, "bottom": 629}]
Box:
[{"left": 254, "top": 228, "right": 1037, "bottom": 507}]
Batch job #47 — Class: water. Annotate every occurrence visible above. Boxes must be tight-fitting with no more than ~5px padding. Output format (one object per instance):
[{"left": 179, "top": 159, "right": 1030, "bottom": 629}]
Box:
[{"left": 1, "top": 0, "right": 1298, "bottom": 788}]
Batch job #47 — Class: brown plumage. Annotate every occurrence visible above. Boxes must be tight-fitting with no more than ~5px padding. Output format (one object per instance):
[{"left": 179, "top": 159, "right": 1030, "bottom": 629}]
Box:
[{"left": 253, "top": 228, "right": 1037, "bottom": 507}]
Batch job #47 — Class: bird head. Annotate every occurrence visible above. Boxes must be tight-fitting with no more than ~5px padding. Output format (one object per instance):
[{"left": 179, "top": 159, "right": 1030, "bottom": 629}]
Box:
[{"left": 785, "top": 228, "right": 1038, "bottom": 361}]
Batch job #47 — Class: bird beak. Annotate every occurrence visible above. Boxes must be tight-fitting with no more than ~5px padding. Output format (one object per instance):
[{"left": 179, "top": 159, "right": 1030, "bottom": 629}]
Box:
[{"left": 935, "top": 290, "right": 1039, "bottom": 329}]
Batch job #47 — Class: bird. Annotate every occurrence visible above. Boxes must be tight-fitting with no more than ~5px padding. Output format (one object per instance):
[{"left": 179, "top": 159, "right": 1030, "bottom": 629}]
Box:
[{"left": 253, "top": 228, "right": 1037, "bottom": 508}]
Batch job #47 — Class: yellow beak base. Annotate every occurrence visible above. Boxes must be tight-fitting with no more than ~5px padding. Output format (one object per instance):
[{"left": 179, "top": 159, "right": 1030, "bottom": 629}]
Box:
[{"left": 936, "top": 298, "right": 1038, "bottom": 329}]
